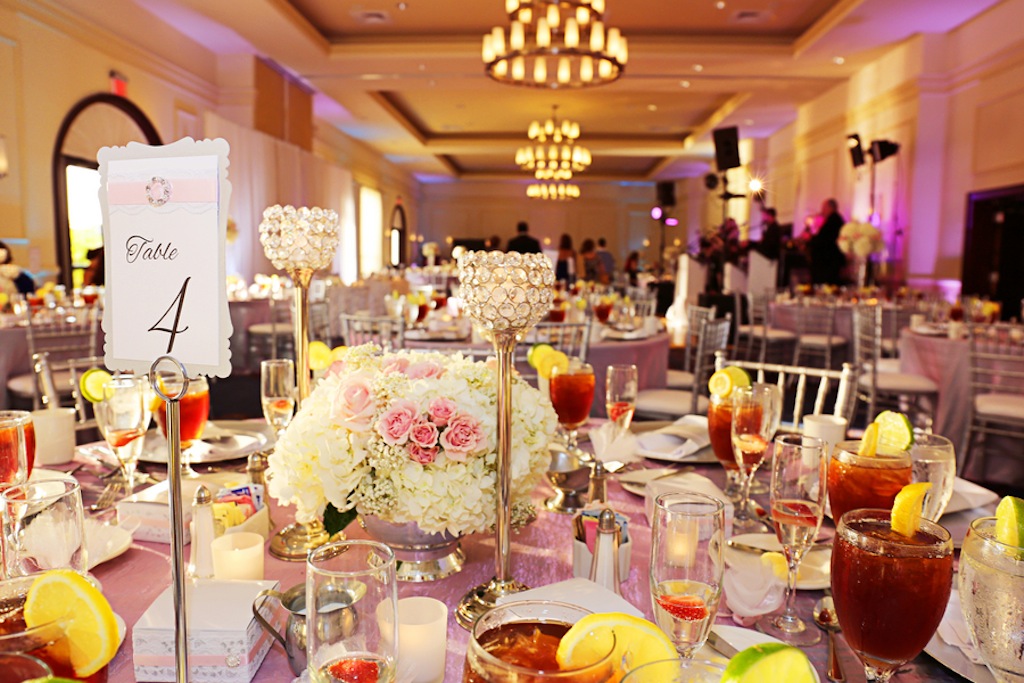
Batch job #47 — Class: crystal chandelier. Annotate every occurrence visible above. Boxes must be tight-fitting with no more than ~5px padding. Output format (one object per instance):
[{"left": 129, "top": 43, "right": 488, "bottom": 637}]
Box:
[
  {"left": 515, "top": 106, "right": 592, "bottom": 181},
  {"left": 527, "top": 181, "right": 581, "bottom": 200},
  {"left": 482, "top": 0, "right": 628, "bottom": 89}
]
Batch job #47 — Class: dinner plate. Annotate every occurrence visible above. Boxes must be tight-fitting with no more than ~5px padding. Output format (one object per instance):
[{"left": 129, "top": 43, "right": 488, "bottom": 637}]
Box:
[
  {"left": 617, "top": 467, "right": 686, "bottom": 496},
  {"left": 601, "top": 328, "right": 652, "bottom": 341},
  {"left": 85, "top": 518, "right": 133, "bottom": 570},
  {"left": 723, "top": 533, "right": 832, "bottom": 590},
  {"left": 696, "top": 624, "right": 821, "bottom": 682},
  {"left": 638, "top": 445, "right": 718, "bottom": 464},
  {"left": 139, "top": 420, "right": 272, "bottom": 464},
  {"left": 925, "top": 591, "right": 996, "bottom": 683}
]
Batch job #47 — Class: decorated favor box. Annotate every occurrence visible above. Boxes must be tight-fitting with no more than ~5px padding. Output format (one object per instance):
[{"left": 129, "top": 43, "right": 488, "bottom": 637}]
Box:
[
  {"left": 116, "top": 480, "right": 191, "bottom": 544},
  {"left": 133, "top": 579, "right": 285, "bottom": 683}
]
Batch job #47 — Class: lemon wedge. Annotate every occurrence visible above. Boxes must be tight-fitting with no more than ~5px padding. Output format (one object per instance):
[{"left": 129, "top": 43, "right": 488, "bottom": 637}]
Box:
[
  {"left": 527, "top": 343, "right": 555, "bottom": 369},
  {"left": 708, "top": 366, "right": 751, "bottom": 398},
  {"left": 890, "top": 482, "right": 933, "bottom": 537},
  {"left": 308, "top": 340, "right": 332, "bottom": 370},
  {"left": 857, "top": 423, "right": 879, "bottom": 456},
  {"left": 79, "top": 368, "right": 113, "bottom": 404},
  {"left": 556, "top": 612, "right": 676, "bottom": 676},
  {"left": 536, "top": 350, "right": 570, "bottom": 380},
  {"left": 330, "top": 345, "right": 348, "bottom": 363}
]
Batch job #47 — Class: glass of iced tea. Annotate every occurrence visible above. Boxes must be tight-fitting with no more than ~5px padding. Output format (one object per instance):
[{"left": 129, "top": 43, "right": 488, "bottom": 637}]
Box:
[
  {"left": 550, "top": 359, "right": 595, "bottom": 455},
  {"left": 0, "top": 411, "right": 33, "bottom": 488},
  {"left": 152, "top": 373, "right": 210, "bottom": 478},
  {"left": 463, "top": 601, "right": 616, "bottom": 682},
  {"left": 707, "top": 393, "right": 741, "bottom": 500},
  {"left": 827, "top": 441, "right": 911, "bottom": 524},
  {"left": 831, "top": 509, "right": 953, "bottom": 682}
]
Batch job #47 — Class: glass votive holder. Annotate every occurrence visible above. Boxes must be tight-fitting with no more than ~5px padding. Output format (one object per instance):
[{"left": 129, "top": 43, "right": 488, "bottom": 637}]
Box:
[{"left": 211, "top": 532, "right": 265, "bottom": 581}]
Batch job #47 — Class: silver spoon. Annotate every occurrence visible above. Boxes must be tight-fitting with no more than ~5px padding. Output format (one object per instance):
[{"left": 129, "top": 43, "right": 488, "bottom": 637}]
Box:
[{"left": 813, "top": 596, "right": 845, "bottom": 682}]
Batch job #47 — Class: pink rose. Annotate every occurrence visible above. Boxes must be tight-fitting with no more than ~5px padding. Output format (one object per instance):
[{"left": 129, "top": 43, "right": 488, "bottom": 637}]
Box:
[
  {"left": 381, "top": 355, "right": 410, "bottom": 375},
  {"left": 440, "top": 414, "right": 486, "bottom": 459},
  {"left": 427, "top": 397, "right": 458, "bottom": 426},
  {"left": 376, "top": 398, "right": 420, "bottom": 445},
  {"left": 409, "top": 419, "right": 439, "bottom": 449},
  {"left": 409, "top": 443, "right": 437, "bottom": 465},
  {"left": 407, "top": 361, "right": 444, "bottom": 380},
  {"left": 333, "top": 373, "right": 376, "bottom": 431},
  {"left": 325, "top": 360, "right": 347, "bottom": 378}
]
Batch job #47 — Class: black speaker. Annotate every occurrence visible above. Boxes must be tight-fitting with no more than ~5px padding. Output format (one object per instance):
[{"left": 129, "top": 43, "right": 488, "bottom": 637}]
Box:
[
  {"left": 870, "top": 139, "right": 900, "bottom": 162},
  {"left": 712, "top": 126, "right": 741, "bottom": 171},
  {"left": 656, "top": 181, "right": 676, "bottom": 207}
]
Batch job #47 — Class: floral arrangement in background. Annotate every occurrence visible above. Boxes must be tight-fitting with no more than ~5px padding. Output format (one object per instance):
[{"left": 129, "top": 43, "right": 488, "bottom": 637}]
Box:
[
  {"left": 267, "top": 344, "right": 558, "bottom": 537},
  {"left": 421, "top": 242, "right": 439, "bottom": 259},
  {"left": 837, "top": 221, "right": 885, "bottom": 258}
]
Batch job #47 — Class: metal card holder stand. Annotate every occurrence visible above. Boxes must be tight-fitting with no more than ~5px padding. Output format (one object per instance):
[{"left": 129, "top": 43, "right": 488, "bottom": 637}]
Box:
[{"left": 150, "top": 355, "right": 192, "bottom": 683}]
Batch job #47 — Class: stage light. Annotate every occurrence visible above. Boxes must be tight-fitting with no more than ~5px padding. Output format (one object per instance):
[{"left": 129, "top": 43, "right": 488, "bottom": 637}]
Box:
[
  {"left": 651, "top": 206, "right": 663, "bottom": 220},
  {"left": 870, "top": 139, "right": 900, "bottom": 162},
  {"left": 665, "top": 217, "right": 679, "bottom": 227},
  {"left": 748, "top": 177, "right": 763, "bottom": 194},
  {"left": 847, "top": 134, "right": 865, "bottom": 167}
]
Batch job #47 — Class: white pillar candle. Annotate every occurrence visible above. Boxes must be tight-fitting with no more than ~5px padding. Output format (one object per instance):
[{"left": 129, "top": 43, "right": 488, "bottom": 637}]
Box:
[
  {"left": 210, "top": 531, "right": 264, "bottom": 581},
  {"left": 395, "top": 597, "right": 448, "bottom": 683}
]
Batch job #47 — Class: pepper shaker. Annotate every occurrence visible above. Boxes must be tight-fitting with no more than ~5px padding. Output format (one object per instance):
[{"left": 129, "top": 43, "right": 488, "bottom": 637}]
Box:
[
  {"left": 248, "top": 451, "right": 275, "bottom": 530},
  {"left": 188, "top": 485, "right": 215, "bottom": 579}
]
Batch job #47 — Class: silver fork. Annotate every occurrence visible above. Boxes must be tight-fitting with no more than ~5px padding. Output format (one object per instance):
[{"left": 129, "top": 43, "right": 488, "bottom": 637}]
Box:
[{"left": 89, "top": 482, "right": 127, "bottom": 513}]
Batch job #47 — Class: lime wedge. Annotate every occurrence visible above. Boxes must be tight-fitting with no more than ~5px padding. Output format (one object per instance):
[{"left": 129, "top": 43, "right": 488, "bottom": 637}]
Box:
[
  {"left": 890, "top": 482, "right": 932, "bottom": 537},
  {"left": 857, "top": 423, "right": 879, "bottom": 457},
  {"left": 79, "top": 368, "right": 113, "bottom": 404},
  {"left": 721, "top": 643, "right": 816, "bottom": 683},
  {"left": 708, "top": 366, "right": 751, "bottom": 398},
  {"left": 995, "top": 495, "right": 1024, "bottom": 548},
  {"left": 527, "top": 342, "right": 555, "bottom": 369},
  {"left": 874, "top": 411, "right": 914, "bottom": 453}
]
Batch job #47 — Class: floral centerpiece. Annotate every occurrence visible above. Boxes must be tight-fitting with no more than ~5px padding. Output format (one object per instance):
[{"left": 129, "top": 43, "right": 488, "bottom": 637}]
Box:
[
  {"left": 837, "top": 221, "right": 884, "bottom": 258},
  {"left": 267, "top": 344, "right": 558, "bottom": 538}
]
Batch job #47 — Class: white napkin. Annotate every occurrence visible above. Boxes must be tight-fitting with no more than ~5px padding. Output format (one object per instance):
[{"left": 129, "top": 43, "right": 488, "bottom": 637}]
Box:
[
  {"left": 635, "top": 415, "right": 711, "bottom": 462},
  {"left": 644, "top": 471, "right": 735, "bottom": 529},
  {"left": 723, "top": 558, "right": 785, "bottom": 619},
  {"left": 947, "top": 478, "right": 1000, "bottom": 515},
  {"left": 590, "top": 422, "right": 640, "bottom": 465},
  {"left": 937, "top": 589, "right": 985, "bottom": 664},
  {"left": 496, "top": 577, "right": 643, "bottom": 618}
]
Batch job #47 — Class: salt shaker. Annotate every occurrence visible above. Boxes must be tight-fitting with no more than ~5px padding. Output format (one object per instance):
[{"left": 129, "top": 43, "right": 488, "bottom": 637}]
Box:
[
  {"left": 587, "top": 460, "right": 608, "bottom": 506},
  {"left": 188, "top": 484, "right": 215, "bottom": 579},
  {"left": 248, "top": 451, "right": 275, "bottom": 529},
  {"left": 588, "top": 507, "right": 622, "bottom": 595}
]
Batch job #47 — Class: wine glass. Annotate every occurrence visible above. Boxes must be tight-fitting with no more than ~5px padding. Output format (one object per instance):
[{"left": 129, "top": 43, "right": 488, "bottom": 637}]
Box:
[
  {"left": 94, "top": 374, "right": 150, "bottom": 490},
  {"left": 605, "top": 363, "right": 638, "bottom": 433},
  {"left": 730, "top": 383, "right": 782, "bottom": 532},
  {"left": 549, "top": 358, "right": 595, "bottom": 455},
  {"left": 0, "top": 412, "right": 31, "bottom": 491},
  {"left": 758, "top": 434, "right": 826, "bottom": 645},
  {"left": 909, "top": 433, "right": 956, "bottom": 521},
  {"left": 650, "top": 492, "right": 726, "bottom": 658},
  {"left": 152, "top": 372, "right": 210, "bottom": 478},
  {"left": 261, "top": 359, "right": 296, "bottom": 440}
]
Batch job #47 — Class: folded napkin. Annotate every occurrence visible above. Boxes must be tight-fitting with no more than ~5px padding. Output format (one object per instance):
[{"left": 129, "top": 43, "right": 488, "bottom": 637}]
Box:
[
  {"left": 635, "top": 415, "right": 711, "bottom": 462},
  {"left": 723, "top": 557, "right": 785, "bottom": 620},
  {"left": 947, "top": 478, "right": 1000, "bottom": 515},
  {"left": 937, "top": 589, "right": 985, "bottom": 664},
  {"left": 644, "top": 471, "right": 735, "bottom": 530},
  {"left": 590, "top": 422, "right": 640, "bottom": 466},
  {"left": 496, "top": 577, "right": 643, "bottom": 618}
]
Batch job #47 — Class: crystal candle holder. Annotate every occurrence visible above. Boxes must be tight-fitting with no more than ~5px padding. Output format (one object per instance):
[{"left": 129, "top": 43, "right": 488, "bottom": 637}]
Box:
[{"left": 455, "top": 250, "right": 554, "bottom": 628}]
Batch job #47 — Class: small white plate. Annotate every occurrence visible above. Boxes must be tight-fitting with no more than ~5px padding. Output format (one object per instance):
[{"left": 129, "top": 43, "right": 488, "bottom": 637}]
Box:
[
  {"left": 618, "top": 467, "right": 683, "bottom": 496},
  {"left": 29, "top": 468, "right": 76, "bottom": 482},
  {"left": 139, "top": 420, "right": 271, "bottom": 464},
  {"left": 925, "top": 591, "right": 995, "bottom": 683},
  {"left": 85, "top": 518, "right": 133, "bottom": 570},
  {"left": 723, "top": 533, "right": 832, "bottom": 590},
  {"left": 697, "top": 624, "right": 821, "bottom": 682}
]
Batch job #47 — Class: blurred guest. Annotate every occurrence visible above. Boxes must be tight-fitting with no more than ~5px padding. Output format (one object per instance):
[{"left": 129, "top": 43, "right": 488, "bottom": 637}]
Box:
[
  {"left": 555, "top": 234, "right": 576, "bottom": 284},
  {"left": 579, "top": 239, "right": 606, "bottom": 283},
  {"left": 83, "top": 247, "right": 105, "bottom": 286},
  {"left": 699, "top": 219, "right": 742, "bottom": 293},
  {"left": 624, "top": 251, "right": 641, "bottom": 286},
  {"left": 753, "top": 207, "right": 782, "bottom": 261},
  {"left": 506, "top": 221, "right": 542, "bottom": 254},
  {"left": 0, "top": 240, "right": 35, "bottom": 296},
  {"left": 596, "top": 238, "right": 615, "bottom": 283},
  {"left": 809, "top": 198, "right": 846, "bottom": 285}
]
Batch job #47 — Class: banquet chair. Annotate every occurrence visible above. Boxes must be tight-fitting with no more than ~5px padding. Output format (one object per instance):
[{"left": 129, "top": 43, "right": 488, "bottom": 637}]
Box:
[
  {"left": 6, "top": 305, "right": 100, "bottom": 409},
  {"left": 32, "top": 352, "right": 107, "bottom": 433},
  {"left": 961, "top": 331, "right": 1024, "bottom": 476},
  {"left": 666, "top": 303, "right": 717, "bottom": 390},
  {"left": 516, "top": 319, "right": 593, "bottom": 385},
  {"left": 247, "top": 295, "right": 294, "bottom": 366},
  {"left": 339, "top": 313, "right": 406, "bottom": 352},
  {"left": 635, "top": 315, "right": 731, "bottom": 419},
  {"left": 713, "top": 350, "right": 857, "bottom": 433},
  {"left": 309, "top": 301, "right": 332, "bottom": 345},
  {"left": 880, "top": 304, "right": 917, "bottom": 360},
  {"left": 792, "top": 300, "right": 847, "bottom": 369},
  {"left": 852, "top": 304, "right": 937, "bottom": 430},
  {"left": 736, "top": 289, "right": 796, "bottom": 364}
]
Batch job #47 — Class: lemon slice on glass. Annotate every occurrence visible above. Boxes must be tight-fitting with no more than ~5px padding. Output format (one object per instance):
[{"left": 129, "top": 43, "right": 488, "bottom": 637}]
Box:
[
  {"left": 79, "top": 368, "right": 113, "bottom": 404},
  {"left": 556, "top": 612, "right": 676, "bottom": 676},
  {"left": 527, "top": 342, "right": 555, "bottom": 369},
  {"left": 308, "top": 341, "right": 332, "bottom": 370},
  {"left": 708, "top": 366, "right": 751, "bottom": 398},
  {"left": 330, "top": 345, "right": 348, "bottom": 363},
  {"left": 890, "top": 482, "right": 933, "bottom": 537},
  {"left": 857, "top": 423, "right": 880, "bottom": 457},
  {"left": 721, "top": 643, "right": 816, "bottom": 683},
  {"left": 536, "top": 350, "right": 569, "bottom": 380}
]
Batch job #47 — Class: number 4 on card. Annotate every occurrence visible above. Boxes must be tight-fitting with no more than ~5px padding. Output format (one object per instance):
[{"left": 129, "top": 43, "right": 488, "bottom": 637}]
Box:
[{"left": 148, "top": 277, "right": 191, "bottom": 353}]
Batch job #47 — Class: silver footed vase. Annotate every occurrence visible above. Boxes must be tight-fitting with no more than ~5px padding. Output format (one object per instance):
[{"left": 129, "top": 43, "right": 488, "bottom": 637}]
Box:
[{"left": 359, "top": 514, "right": 464, "bottom": 583}]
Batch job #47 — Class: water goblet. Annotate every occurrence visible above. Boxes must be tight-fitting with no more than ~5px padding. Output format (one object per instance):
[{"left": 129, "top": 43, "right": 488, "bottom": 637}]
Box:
[
  {"left": 909, "top": 433, "right": 956, "bottom": 521},
  {"left": 549, "top": 358, "right": 595, "bottom": 455},
  {"left": 650, "top": 492, "right": 726, "bottom": 658},
  {"left": 605, "top": 363, "right": 638, "bottom": 433},
  {"left": 1, "top": 478, "right": 86, "bottom": 577},
  {"left": 730, "top": 383, "right": 782, "bottom": 532},
  {"left": 261, "top": 359, "right": 296, "bottom": 440},
  {"left": 94, "top": 374, "right": 149, "bottom": 490},
  {"left": 757, "top": 434, "right": 826, "bottom": 645},
  {"left": 620, "top": 657, "right": 725, "bottom": 683},
  {"left": 307, "top": 540, "right": 398, "bottom": 683}
]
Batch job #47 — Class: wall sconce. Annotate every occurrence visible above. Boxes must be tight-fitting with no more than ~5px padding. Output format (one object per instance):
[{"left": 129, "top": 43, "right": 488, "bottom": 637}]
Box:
[{"left": 0, "top": 136, "right": 9, "bottom": 179}]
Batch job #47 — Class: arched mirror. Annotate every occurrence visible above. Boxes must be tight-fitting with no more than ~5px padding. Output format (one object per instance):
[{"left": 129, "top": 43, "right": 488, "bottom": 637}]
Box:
[
  {"left": 389, "top": 200, "right": 407, "bottom": 267},
  {"left": 52, "top": 94, "right": 162, "bottom": 288}
]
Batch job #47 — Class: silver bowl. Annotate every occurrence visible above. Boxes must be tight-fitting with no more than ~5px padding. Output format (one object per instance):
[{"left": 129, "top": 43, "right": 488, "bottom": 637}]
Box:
[{"left": 544, "top": 450, "right": 591, "bottom": 514}]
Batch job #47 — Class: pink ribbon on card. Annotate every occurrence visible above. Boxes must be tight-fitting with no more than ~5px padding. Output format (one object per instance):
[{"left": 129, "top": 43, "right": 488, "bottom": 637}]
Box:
[{"left": 108, "top": 177, "right": 217, "bottom": 206}]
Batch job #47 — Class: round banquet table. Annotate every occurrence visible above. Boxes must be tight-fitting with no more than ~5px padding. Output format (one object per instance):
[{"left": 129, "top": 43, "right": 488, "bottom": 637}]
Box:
[
  {"left": 0, "top": 323, "right": 32, "bottom": 410},
  {"left": 73, "top": 426, "right": 977, "bottom": 683},
  {"left": 405, "top": 332, "right": 670, "bottom": 419}
]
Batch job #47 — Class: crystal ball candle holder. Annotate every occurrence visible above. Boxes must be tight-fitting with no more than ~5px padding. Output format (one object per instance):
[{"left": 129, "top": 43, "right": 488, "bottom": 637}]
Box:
[
  {"left": 458, "top": 250, "right": 555, "bottom": 338},
  {"left": 258, "top": 204, "right": 340, "bottom": 272}
]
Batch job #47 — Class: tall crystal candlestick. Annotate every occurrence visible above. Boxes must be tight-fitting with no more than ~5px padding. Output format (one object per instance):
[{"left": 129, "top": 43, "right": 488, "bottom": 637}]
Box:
[
  {"left": 259, "top": 204, "right": 339, "bottom": 560},
  {"left": 455, "top": 250, "right": 554, "bottom": 628}
]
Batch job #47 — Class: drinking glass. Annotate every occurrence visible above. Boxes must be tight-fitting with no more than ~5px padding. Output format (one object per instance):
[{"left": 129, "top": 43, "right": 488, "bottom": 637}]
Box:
[
  {"left": 463, "top": 601, "right": 616, "bottom": 682},
  {"left": 650, "top": 492, "right": 726, "bottom": 658},
  {"left": 307, "top": 540, "right": 398, "bottom": 683},
  {"left": 730, "top": 383, "right": 782, "bottom": 532},
  {"left": 831, "top": 509, "right": 953, "bottom": 682},
  {"left": 0, "top": 411, "right": 31, "bottom": 490},
  {"left": 152, "top": 373, "right": 210, "bottom": 478},
  {"left": 549, "top": 359, "right": 595, "bottom": 454},
  {"left": 758, "top": 434, "right": 826, "bottom": 645},
  {"left": 94, "top": 375, "right": 149, "bottom": 490},
  {"left": 605, "top": 364, "right": 638, "bottom": 433},
  {"left": 959, "top": 516, "right": 1024, "bottom": 683},
  {"left": 620, "top": 658, "right": 725, "bottom": 683},
  {"left": 1, "top": 478, "right": 86, "bottom": 577},
  {"left": 909, "top": 433, "right": 956, "bottom": 521},
  {"left": 261, "top": 359, "right": 296, "bottom": 439},
  {"left": 826, "top": 441, "right": 911, "bottom": 523},
  {"left": 707, "top": 393, "right": 741, "bottom": 500}
]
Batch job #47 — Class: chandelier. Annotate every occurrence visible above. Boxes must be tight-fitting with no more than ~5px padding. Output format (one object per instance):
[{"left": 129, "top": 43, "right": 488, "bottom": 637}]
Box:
[
  {"left": 515, "top": 106, "right": 592, "bottom": 181},
  {"left": 527, "top": 181, "right": 581, "bottom": 200},
  {"left": 482, "top": 0, "right": 628, "bottom": 89}
]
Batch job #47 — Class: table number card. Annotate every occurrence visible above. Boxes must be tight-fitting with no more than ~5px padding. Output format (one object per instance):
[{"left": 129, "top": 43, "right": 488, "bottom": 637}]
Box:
[{"left": 98, "top": 138, "right": 233, "bottom": 377}]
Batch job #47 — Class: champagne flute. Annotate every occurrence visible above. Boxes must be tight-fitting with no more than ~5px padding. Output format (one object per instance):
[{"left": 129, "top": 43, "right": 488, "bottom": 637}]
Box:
[
  {"left": 261, "top": 359, "right": 296, "bottom": 440},
  {"left": 605, "top": 363, "right": 638, "bottom": 433},
  {"left": 94, "top": 374, "right": 149, "bottom": 490},
  {"left": 650, "top": 492, "right": 726, "bottom": 658},
  {"left": 758, "top": 434, "right": 826, "bottom": 645},
  {"left": 730, "top": 383, "right": 782, "bottom": 532},
  {"left": 909, "top": 433, "right": 955, "bottom": 521},
  {"left": 549, "top": 358, "right": 595, "bottom": 455}
]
